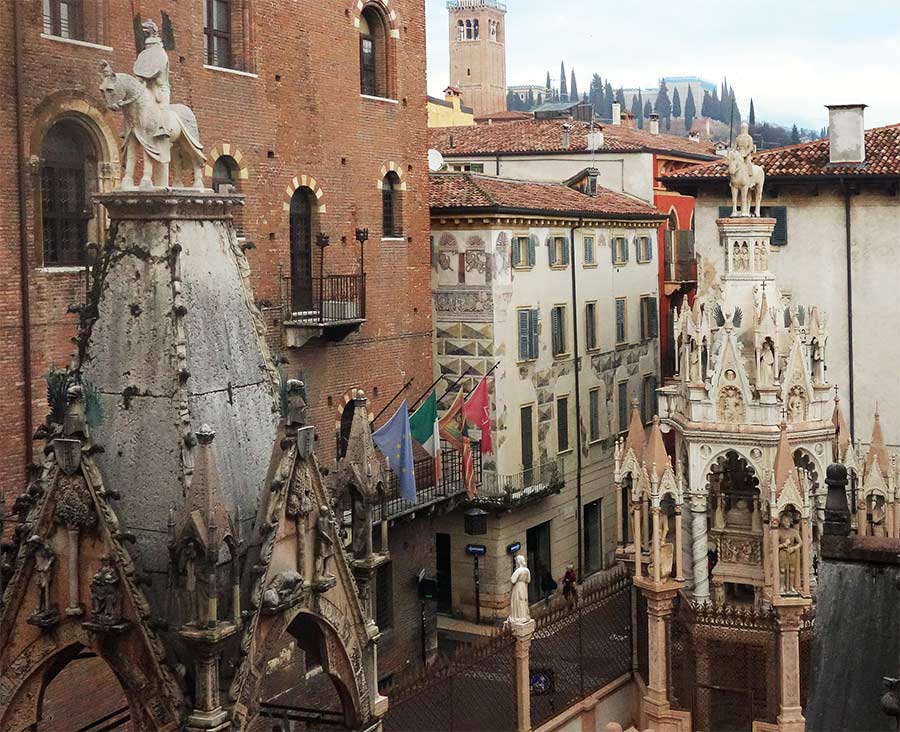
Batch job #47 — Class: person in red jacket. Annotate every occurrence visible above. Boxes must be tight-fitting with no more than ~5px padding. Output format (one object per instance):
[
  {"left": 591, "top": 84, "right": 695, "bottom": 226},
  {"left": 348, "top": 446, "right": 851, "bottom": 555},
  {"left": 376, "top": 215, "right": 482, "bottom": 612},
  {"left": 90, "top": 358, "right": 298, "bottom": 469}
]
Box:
[{"left": 562, "top": 564, "right": 578, "bottom": 607}]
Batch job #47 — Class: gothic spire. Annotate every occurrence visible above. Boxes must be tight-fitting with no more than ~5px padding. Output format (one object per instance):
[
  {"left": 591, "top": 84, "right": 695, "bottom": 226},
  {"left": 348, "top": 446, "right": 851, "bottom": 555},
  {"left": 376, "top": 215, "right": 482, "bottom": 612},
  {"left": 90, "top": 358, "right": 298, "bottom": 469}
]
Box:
[{"left": 624, "top": 399, "right": 646, "bottom": 462}]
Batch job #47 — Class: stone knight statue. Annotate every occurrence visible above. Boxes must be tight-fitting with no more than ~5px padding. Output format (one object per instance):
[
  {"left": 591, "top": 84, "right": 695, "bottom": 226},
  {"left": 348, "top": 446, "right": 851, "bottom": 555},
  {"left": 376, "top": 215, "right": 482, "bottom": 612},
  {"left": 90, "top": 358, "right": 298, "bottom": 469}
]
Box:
[
  {"left": 735, "top": 121, "right": 756, "bottom": 173},
  {"left": 133, "top": 20, "right": 171, "bottom": 135}
]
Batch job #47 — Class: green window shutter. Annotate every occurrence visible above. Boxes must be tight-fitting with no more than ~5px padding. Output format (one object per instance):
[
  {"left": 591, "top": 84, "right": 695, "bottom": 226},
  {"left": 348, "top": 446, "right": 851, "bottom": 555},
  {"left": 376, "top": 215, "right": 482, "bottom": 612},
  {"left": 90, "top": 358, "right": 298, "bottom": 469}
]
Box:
[
  {"left": 518, "top": 309, "right": 529, "bottom": 360},
  {"left": 548, "top": 237, "right": 557, "bottom": 266},
  {"left": 589, "top": 390, "right": 599, "bottom": 440},
  {"left": 557, "top": 397, "right": 569, "bottom": 452},
  {"left": 623, "top": 237, "right": 630, "bottom": 262},
  {"left": 551, "top": 307, "right": 561, "bottom": 354},
  {"left": 611, "top": 237, "right": 618, "bottom": 265},
  {"left": 768, "top": 206, "right": 788, "bottom": 245},
  {"left": 530, "top": 309, "right": 539, "bottom": 358},
  {"left": 562, "top": 237, "right": 570, "bottom": 265},
  {"left": 649, "top": 297, "right": 658, "bottom": 337},
  {"left": 527, "top": 235, "right": 537, "bottom": 266},
  {"left": 718, "top": 205, "right": 731, "bottom": 219},
  {"left": 511, "top": 237, "right": 521, "bottom": 267}
]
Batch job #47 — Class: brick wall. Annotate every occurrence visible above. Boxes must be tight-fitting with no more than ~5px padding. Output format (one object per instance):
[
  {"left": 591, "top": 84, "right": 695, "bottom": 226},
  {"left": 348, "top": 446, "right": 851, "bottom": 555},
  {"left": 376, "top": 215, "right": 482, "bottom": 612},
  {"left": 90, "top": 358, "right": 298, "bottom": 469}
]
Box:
[{"left": 1, "top": 0, "right": 433, "bottom": 505}]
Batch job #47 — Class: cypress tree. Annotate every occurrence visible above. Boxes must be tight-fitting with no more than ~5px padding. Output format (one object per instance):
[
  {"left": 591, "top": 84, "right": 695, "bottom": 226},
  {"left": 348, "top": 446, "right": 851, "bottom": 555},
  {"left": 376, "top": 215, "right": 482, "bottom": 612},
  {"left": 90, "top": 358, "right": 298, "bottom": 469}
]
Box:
[
  {"left": 506, "top": 90, "right": 518, "bottom": 111},
  {"left": 655, "top": 79, "right": 672, "bottom": 129},
  {"left": 684, "top": 85, "right": 696, "bottom": 134},
  {"left": 672, "top": 87, "right": 682, "bottom": 119},
  {"left": 631, "top": 91, "right": 642, "bottom": 128},
  {"left": 589, "top": 73, "right": 603, "bottom": 113},
  {"left": 615, "top": 87, "right": 626, "bottom": 106},
  {"left": 644, "top": 99, "right": 652, "bottom": 118},
  {"left": 749, "top": 98, "right": 756, "bottom": 128},
  {"left": 560, "top": 62, "right": 567, "bottom": 99},
  {"left": 791, "top": 124, "right": 801, "bottom": 144},
  {"left": 711, "top": 88, "right": 721, "bottom": 121},
  {"left": 701, "top": 89, "right": 712, "bottom": 119},
  {"left": 546, "top": 71, "right": 552, "bottom": 91},
  {"left": 604, "top": 82, "right": 614, "bottom": 118},
  {"left": 527, "top": 89, "right": 535, "bottom": 109},
  {"left": 570, "top": 69, "right": 578, "bottom": 102}
]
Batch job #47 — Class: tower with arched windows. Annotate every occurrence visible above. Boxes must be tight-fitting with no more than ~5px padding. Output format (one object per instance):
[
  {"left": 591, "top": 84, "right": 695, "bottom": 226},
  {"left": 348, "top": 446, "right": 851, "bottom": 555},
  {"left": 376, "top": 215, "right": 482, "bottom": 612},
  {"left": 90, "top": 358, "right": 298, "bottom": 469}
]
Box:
[{"left": 447, "top": 0, "right": 506, "bottom": 117}]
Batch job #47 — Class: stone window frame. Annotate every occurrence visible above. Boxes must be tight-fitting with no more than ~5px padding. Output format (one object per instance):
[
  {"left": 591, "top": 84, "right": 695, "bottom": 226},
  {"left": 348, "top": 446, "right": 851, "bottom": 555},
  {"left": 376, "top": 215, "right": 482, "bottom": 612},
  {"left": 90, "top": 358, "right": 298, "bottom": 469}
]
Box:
[
  {"left": 201, "top": 0, "right": 255, "bottom": 73},
  {"left": 377, "top": 162, "right": 407, "bottom": 240},
  {"left": 355, "top": 0, "right": 400, "bottom": 102}
]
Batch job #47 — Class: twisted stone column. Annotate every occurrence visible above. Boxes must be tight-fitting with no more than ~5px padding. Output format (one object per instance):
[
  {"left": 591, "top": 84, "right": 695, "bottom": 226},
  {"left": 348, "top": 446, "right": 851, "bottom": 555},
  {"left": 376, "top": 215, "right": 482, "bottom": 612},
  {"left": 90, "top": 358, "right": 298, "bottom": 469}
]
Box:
[{"left": 690, "top": 494, "right": 709, "bottom": 602}]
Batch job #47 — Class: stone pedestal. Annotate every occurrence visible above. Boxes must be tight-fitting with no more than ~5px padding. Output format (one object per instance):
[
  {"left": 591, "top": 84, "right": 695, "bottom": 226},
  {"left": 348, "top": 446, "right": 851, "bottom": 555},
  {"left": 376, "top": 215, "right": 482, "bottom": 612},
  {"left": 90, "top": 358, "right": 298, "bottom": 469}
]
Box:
[
  {"left": 772, "top": 598, "right": 810, "bottom": 732},
  {"left": 178, "top": 622, "right": 238, "bottom": 732},
  {"left": 510, "top": 619, "right": 535, "bottom": 732}
]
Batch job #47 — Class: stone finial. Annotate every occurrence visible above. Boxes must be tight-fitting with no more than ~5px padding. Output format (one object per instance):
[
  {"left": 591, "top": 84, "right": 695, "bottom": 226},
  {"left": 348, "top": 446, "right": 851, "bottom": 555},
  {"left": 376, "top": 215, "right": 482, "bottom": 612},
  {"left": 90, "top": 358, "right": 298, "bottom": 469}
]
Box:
[
  {"left": 823, "top": 463, "right": 851, "bottom": 537},
  {"left": 644, "top": 415, "right": 669, "bottom": 483},
  {"left": 864, "top": 408, "right": 890, "bottom": 480}
]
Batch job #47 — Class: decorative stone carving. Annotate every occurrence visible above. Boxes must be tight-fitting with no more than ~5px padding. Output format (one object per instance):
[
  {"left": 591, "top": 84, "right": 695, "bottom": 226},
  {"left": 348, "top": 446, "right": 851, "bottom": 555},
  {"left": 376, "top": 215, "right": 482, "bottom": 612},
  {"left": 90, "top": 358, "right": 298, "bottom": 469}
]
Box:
[
  {"left": 261, "top": 570, "right": 305, "bottom": 612},
  {"left": 285, "top": 379, "right": 308, "bottom": 428},
  {"left": 509, "top": 555, "right": 531, "bottom": 623},
  {"left": 719, "top": 535, "right": 762, "bottom": 565},
  {"left": 787, "top": 386, "right": 807, "bottom": 423},
  {"left": 758, "top": 338, "right": 775, "bottom": 387},
  {"left": 717, "top": 386, "right": 745, "bottom": 423},
  {"left": 98, "top": 20, "right": 205, "bottom": 190},
  {"left": 777, "top": 511, "right": 802, "bottom": 595},
  {"left": 434, "top": 290, "right": 492, "bottom": 315},
  {"left": 55, "top": 475, "right": 97, "bottom": 531},
  {"left": 315, "top": 505, "right": 336, "bottom": 585},
  {"left": 87, "top": 555, "right": 126, "bottom": 629},
  {"left": 727, "top": 123, "right": 765, "bottom": 216},
  {"left": 27, "top": 536, "right": 59, "bottom": 627}
]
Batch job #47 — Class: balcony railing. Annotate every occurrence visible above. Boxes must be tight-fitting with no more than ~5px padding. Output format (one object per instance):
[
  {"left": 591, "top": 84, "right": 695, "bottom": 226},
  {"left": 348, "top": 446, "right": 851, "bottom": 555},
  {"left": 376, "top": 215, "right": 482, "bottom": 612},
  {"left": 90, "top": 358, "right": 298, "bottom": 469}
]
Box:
[
  {"left": 375, "top": 440, "right": 483, "bottom": 522},
  {"left": 476, "top": 457, "right": 565, "bottom": 507},
  {"left": 285, "top": 274, "right": 366, "bottom": 325},
  {"left": 664, "top": 230, "right": 697, "bottom": 283}
]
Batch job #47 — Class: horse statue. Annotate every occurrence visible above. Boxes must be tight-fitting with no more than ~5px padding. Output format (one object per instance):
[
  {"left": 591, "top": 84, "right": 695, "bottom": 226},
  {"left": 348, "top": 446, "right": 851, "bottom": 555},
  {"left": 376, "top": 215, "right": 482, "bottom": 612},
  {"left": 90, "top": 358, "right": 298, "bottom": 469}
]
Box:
[
  {"left": 99, "top": 60, "right": 205, "bottom": 190},
  {"left": 727, "top": 149, "right": 765, "bottom": 217}
]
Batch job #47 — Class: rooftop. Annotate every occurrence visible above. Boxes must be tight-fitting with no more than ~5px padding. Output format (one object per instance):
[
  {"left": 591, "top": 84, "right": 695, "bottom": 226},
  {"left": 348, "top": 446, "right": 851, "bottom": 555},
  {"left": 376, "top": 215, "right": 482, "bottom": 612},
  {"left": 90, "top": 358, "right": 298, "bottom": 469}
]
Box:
[
  {"left": 664, "top": 123, "right": 900, "bottom": 182},
  {"left": 430, "top": 118, "right": 718, "bottom": 159},
  {"left": 430, "top": 172, "right": 664, "bottom": 219}
]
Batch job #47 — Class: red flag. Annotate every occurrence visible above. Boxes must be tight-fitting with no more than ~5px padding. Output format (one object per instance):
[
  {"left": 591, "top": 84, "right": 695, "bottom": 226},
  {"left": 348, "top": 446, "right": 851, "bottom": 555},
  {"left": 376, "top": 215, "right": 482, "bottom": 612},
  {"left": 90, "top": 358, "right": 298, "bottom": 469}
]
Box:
[{"left": 463, "top": 376, "right": 493, "bottom": 454}]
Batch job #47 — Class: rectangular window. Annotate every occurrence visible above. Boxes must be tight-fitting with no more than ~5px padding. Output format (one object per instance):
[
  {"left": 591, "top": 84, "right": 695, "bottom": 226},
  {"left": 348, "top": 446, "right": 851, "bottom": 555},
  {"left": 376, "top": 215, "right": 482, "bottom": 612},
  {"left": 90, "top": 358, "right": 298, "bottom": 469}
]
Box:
[
  {"left": 451, "top": 162, "right": 485, "bottom": 173},
  {"left": 637, "top": 235, "right": 653, "bottom": 263},
  {"left": 375, "top": 562, "right": 393, "bottom": 630},
  {"left": 549, "top": 236, "right": 569, "bottom": 267},
  {"left": 203, "top": 0, "right": 232, "bottom": 68},
  {"left": 584, "top": 499, "right": 604, "bottom": 575},
  {"left": 43, "top": 0, "right": 83, "bottom": 39},
  {"left": 585, "top": 301, "right": 598, "bottom": 350},
  {"left": 360, "top": 34, "right": 377, "bottom": 96},
  {"left": 589, "top": 388, "right": 600, "bottom": 442},
  {"left": 639, "top": 296, "right": 658, "bottom": 340},
  {"left": 612, "top": 236, "right": 629, "bottom": 265},
  {"left": 517, "top": 308, "right": 539, "bottom": 361},
  {"left": 583, "top": 236, "right": 595, "bottom": 265},
  {"left": 557, "top": 396, "right": 569, "bottom": 453},
  {"left": 521, "top": 405, "right": 534, "bottom": 483},
  {"left": 618, "top": 381, "right": 629, "bottom": 432},
  {"left": 642, "top": 374, "right": 658, "bottom": 424},
  {"left": 551, "top": 305, "right": 567, "bottom": 357},
  {"left": 512, "top": 236, "right": 536, "bottom": 268},
  {"left": 615, "top": 297, "right": 627, "bottom": 344}
]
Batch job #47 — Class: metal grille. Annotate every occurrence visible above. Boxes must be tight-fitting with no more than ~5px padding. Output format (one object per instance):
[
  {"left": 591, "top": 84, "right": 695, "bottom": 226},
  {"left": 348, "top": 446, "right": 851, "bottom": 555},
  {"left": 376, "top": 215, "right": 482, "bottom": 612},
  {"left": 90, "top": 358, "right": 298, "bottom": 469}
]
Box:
[
  {"left": 41, "top": 162, "right": 89, "bottom": 266},
  {"left": 529, "top": 567, "right": 632, "bottom": 728}
]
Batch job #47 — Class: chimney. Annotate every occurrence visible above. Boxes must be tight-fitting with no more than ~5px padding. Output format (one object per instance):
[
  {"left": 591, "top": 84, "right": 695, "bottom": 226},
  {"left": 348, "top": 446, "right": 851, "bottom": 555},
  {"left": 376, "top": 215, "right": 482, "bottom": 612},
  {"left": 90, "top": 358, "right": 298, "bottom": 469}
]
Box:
[
  {"left": 611, "top": 101, "right": 621, "bottom": 125},
  {"left": 688, "top": 130, "right": 701, "bottom": 143},
  {"left": 585, "top": 168, "right": 599, "bottom": 196},
  {"left": 826, "top": 104, "right": 866, "bottom": 164},
  {"left": 648, "top": 113, "right": 659, "bottom": 135},
  {"left": 562, "top": 122, "right": 571, "bottom": 148},
  {"left": 586, "top": 129, "right": 605, "bottom": 151}
]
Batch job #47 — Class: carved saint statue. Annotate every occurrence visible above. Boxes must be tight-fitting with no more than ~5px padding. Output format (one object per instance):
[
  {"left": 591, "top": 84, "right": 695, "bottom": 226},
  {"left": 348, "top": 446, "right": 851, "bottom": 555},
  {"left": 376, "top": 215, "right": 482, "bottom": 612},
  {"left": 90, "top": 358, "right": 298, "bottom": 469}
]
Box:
[
  {"left": 650, "top": 512, "right": 674, "bottom": 579},
  {"left": 90, "top": 555, "right": 123, "bottom": 626},
  {"left": 777, "top": 511, "right": 803, "bottom": 595},
  {"left": 30, "top": 536, "right": 56, "bottom": 615},
  {"left": 870, "top": 496, "right": 887, "bottom": 537},
  {"left": 787, "top": 388, "right": 806, "bottom": 423},
  {"left": 509, "top": 555, "right": 531, "bottom": 623},
  {"left": 285, "top": 379, "right": 308, "bottom": 428},
  {"left": 315, "top": 505, "right": 335, "bottom": 582},
  {"left": 758, "top": 339, "right": 775, "bottom": 387},
  {"left": 739, "top": 242, "right": 750, "bottom": 271}
]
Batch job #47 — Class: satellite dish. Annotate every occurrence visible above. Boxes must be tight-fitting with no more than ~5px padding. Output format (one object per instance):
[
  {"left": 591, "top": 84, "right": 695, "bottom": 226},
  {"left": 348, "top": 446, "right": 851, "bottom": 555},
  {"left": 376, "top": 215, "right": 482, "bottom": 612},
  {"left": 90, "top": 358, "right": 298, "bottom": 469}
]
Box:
[{"left": 427, "top": 148, "right": 445, "bottom": 172}]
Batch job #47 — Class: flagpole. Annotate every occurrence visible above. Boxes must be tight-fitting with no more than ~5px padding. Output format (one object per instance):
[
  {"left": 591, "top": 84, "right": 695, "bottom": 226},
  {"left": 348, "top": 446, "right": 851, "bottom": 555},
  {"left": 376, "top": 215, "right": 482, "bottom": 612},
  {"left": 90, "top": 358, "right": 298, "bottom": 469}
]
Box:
[
  {"left": 372, "top": 376, "right": 414, "bottom": 424},
  {"left": 409, "top": 373, "right": 450, "bottom": 412},
  {"left": 464, "top": 361, "right": 500, "bottom": 399}
]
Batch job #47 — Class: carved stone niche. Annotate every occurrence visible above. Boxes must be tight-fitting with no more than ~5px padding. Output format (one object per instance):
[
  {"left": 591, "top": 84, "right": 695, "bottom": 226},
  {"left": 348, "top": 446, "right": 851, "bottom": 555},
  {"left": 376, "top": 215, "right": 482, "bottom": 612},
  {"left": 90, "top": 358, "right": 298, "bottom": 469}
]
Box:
[
  {"left": 717, "top": 385, "right": 746, "bottom": 424},
  {"left": 786, "top": 385, "right": 808, "bottom": 423},
  {"left": 83, "top": 555, "right": 130, "bottom": 633}
]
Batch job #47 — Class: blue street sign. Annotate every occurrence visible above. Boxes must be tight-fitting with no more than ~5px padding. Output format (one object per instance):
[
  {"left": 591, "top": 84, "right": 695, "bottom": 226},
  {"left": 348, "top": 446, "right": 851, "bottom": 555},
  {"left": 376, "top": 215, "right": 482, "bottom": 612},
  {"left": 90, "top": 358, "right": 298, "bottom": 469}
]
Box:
[
  {"left": 506, "top": 541, "right": 521, "bottom": 554},
  {"left": 465, "top": 544, "right": 487, "bottom": 556}
]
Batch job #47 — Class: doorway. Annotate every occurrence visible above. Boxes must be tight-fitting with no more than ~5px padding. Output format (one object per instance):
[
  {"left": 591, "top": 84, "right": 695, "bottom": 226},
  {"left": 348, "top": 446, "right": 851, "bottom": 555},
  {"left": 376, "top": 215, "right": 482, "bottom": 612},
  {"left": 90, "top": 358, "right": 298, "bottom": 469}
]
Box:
[
  {"left": 584, "top": 498, "right": 604, "bottom": 575},
  {"left": 526, "top": 520, "right": 552, "bottom": 602},
  {"left": 435, "top": 532, "right": 452, "bottom": 615},
  {"left": 289, "top": 187, "right": 315, "bottom": 312},
  {"left": 521, "top": 405, "right": 534, "bottom": 485}
]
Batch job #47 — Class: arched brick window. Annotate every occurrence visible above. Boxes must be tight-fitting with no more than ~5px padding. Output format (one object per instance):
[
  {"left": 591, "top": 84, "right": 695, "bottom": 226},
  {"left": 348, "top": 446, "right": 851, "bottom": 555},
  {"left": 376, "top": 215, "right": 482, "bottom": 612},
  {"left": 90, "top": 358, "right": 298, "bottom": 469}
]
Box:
[
  {"left": 381, "top": 172, "right": 402, "bottom": 238},
  {"left": 289, "top": 187, "right": 317, "bottom": 312},
  {"left": 40, "top": 120, "right": 98, "bottom": 267},
  {"left": 457, "top": 20, "right": 464, "bottom": 41},
  {"left": 359, "top": 5, "right": 390, "bottom": 98},
  {"left": 212, "top": 154, "right": 244, "bottom": 236},
  {"left": 473, "top": 19, "right": 479, "bottom": 39}
]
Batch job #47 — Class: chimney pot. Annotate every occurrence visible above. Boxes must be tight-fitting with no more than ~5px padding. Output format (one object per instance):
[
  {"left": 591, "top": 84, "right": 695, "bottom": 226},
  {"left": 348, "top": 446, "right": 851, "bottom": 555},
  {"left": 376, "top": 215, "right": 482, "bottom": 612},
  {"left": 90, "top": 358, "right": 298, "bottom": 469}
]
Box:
[
  {"left": 826, "top": 104, "right": 866, "bottom": 164},
  {"left": 562, "top": 122, "right": 571, "bottom": 148},
  {"left": 611, "top": 101, "right": 621, "bottom": 125},
  {"left": 648, "top": 113, "right": 659, "bottom": 135}
]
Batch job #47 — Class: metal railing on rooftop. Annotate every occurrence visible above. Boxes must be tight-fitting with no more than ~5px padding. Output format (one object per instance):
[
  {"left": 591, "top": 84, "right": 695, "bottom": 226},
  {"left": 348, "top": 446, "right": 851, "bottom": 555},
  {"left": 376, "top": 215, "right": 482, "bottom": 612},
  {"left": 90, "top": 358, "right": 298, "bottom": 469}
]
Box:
[
  {"left": 284, "top": 274, "right": 366, "bottom": 325},
  {"left": 476, "top": 457, "right": 564, "bottom": 506}
]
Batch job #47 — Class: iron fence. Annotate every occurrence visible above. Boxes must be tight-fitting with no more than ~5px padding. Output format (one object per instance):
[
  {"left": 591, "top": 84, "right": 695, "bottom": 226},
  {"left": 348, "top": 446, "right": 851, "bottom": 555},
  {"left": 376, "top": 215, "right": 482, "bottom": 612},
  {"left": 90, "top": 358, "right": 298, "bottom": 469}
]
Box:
[
  {"left": 477, "top": 457, "right": 564, "bottom": 507},
  {"left": 375, "top": 440, "right": 482, "bottom": 522},
  {"left": 286, "top": 273, "right": 366, "bottom": 324},
  {"left": 382, "top": 566, "right": 632, "bottom": 732}
]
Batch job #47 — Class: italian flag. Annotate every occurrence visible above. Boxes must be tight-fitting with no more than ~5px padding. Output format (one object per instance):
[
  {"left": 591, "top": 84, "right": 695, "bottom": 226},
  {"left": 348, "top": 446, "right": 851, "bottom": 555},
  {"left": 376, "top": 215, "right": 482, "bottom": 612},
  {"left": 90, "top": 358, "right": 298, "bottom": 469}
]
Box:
[{"left": 409, "top": 391, "right": 442, "bottom": 484}]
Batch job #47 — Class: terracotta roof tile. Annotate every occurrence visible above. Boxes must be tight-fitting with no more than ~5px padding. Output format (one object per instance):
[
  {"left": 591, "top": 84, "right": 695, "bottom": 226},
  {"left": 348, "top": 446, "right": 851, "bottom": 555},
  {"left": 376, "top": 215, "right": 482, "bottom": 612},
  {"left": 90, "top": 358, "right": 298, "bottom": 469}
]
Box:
[
  {"left": 429, "top": 173, "right": 664, "bottom": 219},
  {"left": 430, "top": 119, "right": 718, "bottom": 159},
  {"left": 664, "top": 124, "right": 900, "bottom": 180}
]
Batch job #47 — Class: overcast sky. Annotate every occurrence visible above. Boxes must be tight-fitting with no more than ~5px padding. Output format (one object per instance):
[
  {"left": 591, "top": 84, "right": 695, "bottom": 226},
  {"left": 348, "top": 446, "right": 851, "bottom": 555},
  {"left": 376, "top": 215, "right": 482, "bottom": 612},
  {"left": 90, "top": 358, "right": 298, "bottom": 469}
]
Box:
[{"left": 425, "top": 0, "right": 900, "bottom": 130}]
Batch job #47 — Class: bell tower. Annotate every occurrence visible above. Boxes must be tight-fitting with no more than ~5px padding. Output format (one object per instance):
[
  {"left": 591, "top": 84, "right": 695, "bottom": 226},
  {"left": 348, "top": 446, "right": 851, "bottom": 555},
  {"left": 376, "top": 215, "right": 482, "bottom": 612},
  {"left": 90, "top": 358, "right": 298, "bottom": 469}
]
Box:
[{"left": 448, "top": 0, "right": 507, "bottom": 117}]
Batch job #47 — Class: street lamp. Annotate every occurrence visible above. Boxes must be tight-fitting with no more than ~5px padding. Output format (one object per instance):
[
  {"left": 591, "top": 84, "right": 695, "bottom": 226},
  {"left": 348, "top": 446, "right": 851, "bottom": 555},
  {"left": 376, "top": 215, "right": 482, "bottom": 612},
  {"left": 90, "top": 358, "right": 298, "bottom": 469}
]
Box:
[{"left": 316, "top": 232, "right": 329, "bottom": 323}]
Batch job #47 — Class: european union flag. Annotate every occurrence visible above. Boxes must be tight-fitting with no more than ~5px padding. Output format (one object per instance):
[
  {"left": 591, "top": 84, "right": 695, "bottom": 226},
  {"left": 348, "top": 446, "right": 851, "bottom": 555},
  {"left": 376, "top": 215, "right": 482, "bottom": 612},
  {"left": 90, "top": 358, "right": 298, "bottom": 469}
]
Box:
[{"left": 373, "top": 400, "right": 417, "bottom": 503}]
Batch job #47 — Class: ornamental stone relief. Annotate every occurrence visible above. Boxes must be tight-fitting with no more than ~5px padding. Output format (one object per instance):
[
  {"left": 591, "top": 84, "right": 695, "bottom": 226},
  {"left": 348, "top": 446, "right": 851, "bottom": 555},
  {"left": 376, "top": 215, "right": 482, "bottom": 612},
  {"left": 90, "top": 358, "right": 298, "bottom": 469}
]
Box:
[
  {"left": 719, "top": 535, "right": 762, "bottom": 565},
  {"left": 717, "top": 385, "right": 745, "bottom": 423}
]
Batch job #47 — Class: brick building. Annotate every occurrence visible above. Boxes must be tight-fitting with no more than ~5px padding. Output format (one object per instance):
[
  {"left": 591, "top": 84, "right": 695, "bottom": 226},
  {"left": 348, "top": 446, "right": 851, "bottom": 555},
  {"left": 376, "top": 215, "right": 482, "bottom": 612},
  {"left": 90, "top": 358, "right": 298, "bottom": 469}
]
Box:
[{"left": 1, "top": 0, "right": 435, "bottom": 682}]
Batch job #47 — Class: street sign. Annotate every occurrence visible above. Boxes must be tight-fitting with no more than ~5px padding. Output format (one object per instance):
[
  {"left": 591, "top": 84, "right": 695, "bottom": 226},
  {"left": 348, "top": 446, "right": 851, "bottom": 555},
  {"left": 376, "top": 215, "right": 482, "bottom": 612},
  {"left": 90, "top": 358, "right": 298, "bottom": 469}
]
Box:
[
  {"left": 506, "top": 541, "right": 521, "bottom": 554},
  {"left": 465, "top": 544, "right": 487, "bottom": 556}
]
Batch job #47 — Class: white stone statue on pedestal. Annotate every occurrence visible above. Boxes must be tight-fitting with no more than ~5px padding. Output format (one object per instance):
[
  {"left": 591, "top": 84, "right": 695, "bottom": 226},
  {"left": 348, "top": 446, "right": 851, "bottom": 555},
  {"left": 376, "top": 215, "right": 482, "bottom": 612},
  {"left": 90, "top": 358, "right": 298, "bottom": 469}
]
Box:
[
  {"left": 509, "top": 555, "right": 531, "bottom": 623},
  {"left": 727, "top": 122, "right": 766, "bottom": 217},
  {"left": 99, "top": 20, "right": 205, "bottom": 190}
]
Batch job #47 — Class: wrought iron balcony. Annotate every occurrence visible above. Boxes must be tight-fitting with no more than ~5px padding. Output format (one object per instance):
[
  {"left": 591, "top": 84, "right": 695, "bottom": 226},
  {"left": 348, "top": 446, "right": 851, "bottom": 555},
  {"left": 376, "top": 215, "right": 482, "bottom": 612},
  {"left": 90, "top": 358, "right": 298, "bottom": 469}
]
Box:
[
  {"left": 283, "top": 274, "right": 366, "bottom": 347},
  {"left": 374, "top": 440, "right": 483, "bottom": 522},
  {"left": 475, "top": 457, "right": 565, "bottom": 508}
]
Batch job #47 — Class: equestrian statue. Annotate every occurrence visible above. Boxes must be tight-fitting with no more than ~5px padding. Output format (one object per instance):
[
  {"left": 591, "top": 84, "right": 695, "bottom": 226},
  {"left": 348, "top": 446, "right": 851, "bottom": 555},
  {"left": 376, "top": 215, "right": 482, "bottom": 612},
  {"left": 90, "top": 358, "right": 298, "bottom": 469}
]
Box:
[
  {"left": 727, "top": 121, "right": 765, "bottom": 217},
  {"left": 99, "top": 20, "right": 205, "bottom": 190}
]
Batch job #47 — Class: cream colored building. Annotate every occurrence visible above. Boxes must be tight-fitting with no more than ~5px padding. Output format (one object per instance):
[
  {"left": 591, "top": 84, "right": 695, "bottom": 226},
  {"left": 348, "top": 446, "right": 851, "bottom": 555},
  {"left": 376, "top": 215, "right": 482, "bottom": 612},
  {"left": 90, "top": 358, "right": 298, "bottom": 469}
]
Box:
[
  {"left": 430, "top": 171, "right": 664, "bottom": 621},
  {"left": 427, "top": 88, "right": 475, "bottom": 128},
  {"left": 664, "top": 105, "right": 900, "bottom": 450}
]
